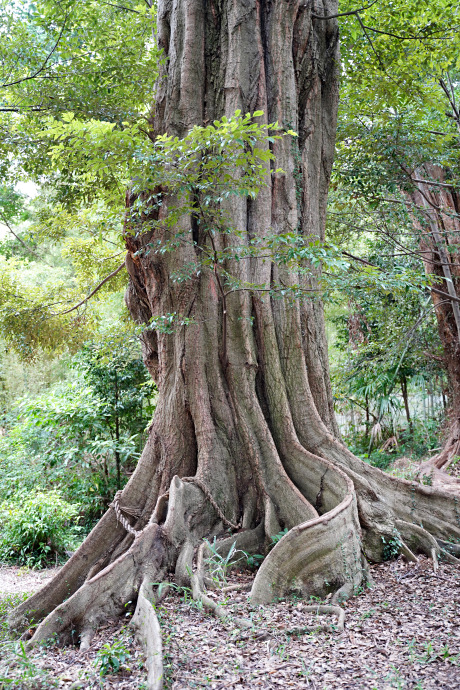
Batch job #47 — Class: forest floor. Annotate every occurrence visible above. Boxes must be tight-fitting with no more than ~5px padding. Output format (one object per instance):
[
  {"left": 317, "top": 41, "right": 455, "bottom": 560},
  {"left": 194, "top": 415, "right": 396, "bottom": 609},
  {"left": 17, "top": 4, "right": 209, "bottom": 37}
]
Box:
[{"left": 0, "top": 554, "right": 459, "bottom": 690}]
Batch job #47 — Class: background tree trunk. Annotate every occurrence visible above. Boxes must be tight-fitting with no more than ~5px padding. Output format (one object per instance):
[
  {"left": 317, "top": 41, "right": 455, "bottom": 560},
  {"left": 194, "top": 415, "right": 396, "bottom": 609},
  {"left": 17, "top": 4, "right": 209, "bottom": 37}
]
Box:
[
  {"left": 410, "top": 164, "right": 460, "bottom": 477},
  {"left": 400, "top": 373, "right": 413, "bottom": 434},
  {"left": 9, "top": 1, "right": 460, "bottom": 661}
]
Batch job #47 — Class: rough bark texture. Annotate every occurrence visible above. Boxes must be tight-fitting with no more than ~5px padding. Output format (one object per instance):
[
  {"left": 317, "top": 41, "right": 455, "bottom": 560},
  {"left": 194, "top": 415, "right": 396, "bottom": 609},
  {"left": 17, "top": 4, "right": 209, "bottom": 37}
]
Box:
[
  {"left": 9, "top": 3, "right": 460, "bottom": 680},
  {"left": 410, "top": 164, "right": 460, "bottom": 482}
]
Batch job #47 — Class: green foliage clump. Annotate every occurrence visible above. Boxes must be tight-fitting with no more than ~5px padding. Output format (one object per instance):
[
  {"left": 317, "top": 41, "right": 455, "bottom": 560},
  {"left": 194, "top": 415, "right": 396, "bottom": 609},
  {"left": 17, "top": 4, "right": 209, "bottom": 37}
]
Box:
[
  {"left": 270, "top": 528, "right": 288, "bottom": 548},
  {"left": 0, "top": 335, "right": 155, "bottom": 542},
  {"left": 382, "top": 530, "right": 403, "bottom": 562},
  {"left": 95, "top": 639, "right": 130, "bottom": 677},
  {"left": 242, "top": 552, "right": 264, "bottom": 570},
  {"left": 0, "top": 592, "right": 29, "bottom": 646},
  {"left": 346, "top": 416, "right": 441, "bottom": 471},
  {"left": 0, "top": 490, "right": 79, "bottom": 567}
]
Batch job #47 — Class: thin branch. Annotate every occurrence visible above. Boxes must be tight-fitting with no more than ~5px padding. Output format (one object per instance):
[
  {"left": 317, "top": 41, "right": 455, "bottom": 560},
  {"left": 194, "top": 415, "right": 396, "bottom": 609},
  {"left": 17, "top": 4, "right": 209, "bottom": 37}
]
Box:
[
  {"left": 340, "top": 396, "right": 379, "bottom": 421},
  {"left": 52, "top": 262, "right": 125, "bottom": 317},
  {"left": 361, "top": 24, "right": 460, "bottom": 41},
  {"left": 96, "top": 251, "right": 125, "bottom": 262},
  {"left": 0, "top": 214, "right": 44, "bottom": 262},
  {"left": 412, "top": 177, "right": 457, "bottom": 190},
  {"left": 439, "top": 76, "right": 460, "bottom": 133},
  {"left": 311, "top": 0, "right": 378, "bottom": 20},
  {"left": 99, "top": 1, "right": 141, "bottom": 13},
  {"left": 429, "top": 287, "right": 460, "bottom": 304},
  {"left": 0, "top": 106, "right": 46, "bottom": 113},
  {"left": 341, "top": 250, "right": 375, "bottom": 267},
  {"left": 355, "top": 12, "right": 387, "bottom": 72},
  {"left": 2, "top": 16, "right": 68, "bottom": 88}
]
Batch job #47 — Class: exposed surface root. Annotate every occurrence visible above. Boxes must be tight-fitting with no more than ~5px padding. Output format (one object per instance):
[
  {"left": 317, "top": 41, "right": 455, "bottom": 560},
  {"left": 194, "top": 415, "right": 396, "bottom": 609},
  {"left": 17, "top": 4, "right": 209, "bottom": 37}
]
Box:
[
  {"left": 238, "top": 604, "right": 345, "bottom": 639},
  {"left": 331, "top": 581, "right": 355, "bottom": 605},
  {"left": 432, "top": 535, "right": 460, "bottom": 565},
  {"left": 440, "top": 549, "right": 460, "bottom": 566},
  {"left": 396, "top": 520, "right": 441, "bottom": 570},
  {"left": 289, "top": 604, "right": 345, "bottom": 634},
  {"left": 251, "top": 464, "right": 363, "bottom": 604},
  {"left": 7, "top": 557, "right": 460, "bottom": 688},
  {"left": 415, "top": 419, "right": 460, "bottom": 494},
  {"left": 417, "top": 466, "right": 460, "bottom": 493},
  {"left": 191, "top": 572, "right": 252, "bottom": 630},
  {"left": 79, "top": 626, "right": 95, "bottom": 652},
  {"left": 10, "top": 459, "right": 460, "bottom": 655},
  {"left": 191, "top": 543, "right": 252, "bottom": 630},
  {"left": 438, "top": 539, "right": 460, "bottom": 558},
  {"left": 419, "top": 419, "right": 460, "bottom": 473},
  {"left": 221, "top": 582, "right": 252, "bottom": 593},
  {"left": 399, "top": 540, "right": 418, "bottom": 563},
  {"left": 26, "top": 524, "right": 167, "bottom": 648},
  {"left": 174, "top": 540, "right": 194, "bottom": 587},
  {"left": 131, "top": 577, "right": 164, "bottom": 690}
]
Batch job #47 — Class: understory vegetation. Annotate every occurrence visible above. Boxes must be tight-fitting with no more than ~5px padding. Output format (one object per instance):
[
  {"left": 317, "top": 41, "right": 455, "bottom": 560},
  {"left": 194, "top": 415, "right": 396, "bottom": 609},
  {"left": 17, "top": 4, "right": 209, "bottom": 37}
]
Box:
[{"left": 0, "top": 337, "right": 155, "bottom": 565}]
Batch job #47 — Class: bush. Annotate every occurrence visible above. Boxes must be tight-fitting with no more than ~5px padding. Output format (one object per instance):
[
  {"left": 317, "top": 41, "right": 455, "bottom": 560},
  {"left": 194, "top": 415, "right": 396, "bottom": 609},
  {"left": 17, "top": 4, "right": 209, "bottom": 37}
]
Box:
[
  {"left": 0, "top": 340, "right": 156, "bottom": 531},
  {"left": 0, "top": 490, "right": 80, "bottom": 567},
  {"left": 345, "top": 414, "right": 442, "bottom": 471},
  {"left": 95, "top": 639, "right": 130, "bottom": 676},
  {"left": 0, "top": 335, "right": 156, "bottom": 564}
]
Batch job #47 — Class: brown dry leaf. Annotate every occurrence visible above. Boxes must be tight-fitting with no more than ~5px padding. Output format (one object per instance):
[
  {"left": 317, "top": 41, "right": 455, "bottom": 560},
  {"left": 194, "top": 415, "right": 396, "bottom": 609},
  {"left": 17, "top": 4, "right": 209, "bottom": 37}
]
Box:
[{"left": 2, "top": 557, "right": 460, "bottom": 688}]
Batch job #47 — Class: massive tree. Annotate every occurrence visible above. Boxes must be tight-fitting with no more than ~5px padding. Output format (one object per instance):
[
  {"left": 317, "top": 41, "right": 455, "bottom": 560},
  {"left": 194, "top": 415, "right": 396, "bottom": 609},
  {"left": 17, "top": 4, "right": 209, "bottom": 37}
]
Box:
[{"left": 9, "top": 1, "right": 460, "bottom": 685}]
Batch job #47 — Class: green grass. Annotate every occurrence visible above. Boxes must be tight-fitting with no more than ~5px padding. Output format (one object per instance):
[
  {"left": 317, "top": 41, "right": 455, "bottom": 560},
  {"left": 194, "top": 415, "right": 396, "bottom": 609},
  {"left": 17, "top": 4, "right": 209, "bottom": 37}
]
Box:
[
  {"left": 0, "top": 591, "right": 59, "bottom": 688},
  {"left": 0, "top": 592, "right": 30, "bottom": 645}
]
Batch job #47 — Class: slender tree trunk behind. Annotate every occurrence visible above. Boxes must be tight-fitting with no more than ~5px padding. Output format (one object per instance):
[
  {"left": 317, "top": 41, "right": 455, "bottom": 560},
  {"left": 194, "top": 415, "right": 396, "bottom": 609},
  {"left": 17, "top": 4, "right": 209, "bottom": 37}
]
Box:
[
  {"left": 400, "top": 374, "right": 413, "bottom": 434},
  {"left": 114, "top": 371, "right": 121, "bottom": 490},
  {"left": 410, "top": 165, "right": 460, "bottom": 477}
]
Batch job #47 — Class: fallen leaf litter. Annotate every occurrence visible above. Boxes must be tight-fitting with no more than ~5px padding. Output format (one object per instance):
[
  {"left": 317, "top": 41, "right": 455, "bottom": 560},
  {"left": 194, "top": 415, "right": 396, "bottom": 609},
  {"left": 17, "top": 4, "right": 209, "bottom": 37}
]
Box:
[{"left": 0, "top": 556, "right": 459, "bottom": 689}]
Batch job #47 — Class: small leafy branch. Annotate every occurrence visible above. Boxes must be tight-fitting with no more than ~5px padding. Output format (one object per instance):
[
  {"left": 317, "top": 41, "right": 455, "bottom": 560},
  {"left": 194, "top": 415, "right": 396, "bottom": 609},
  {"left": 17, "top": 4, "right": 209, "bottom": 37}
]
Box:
[
  {"left": 203, "top": 537, "right": 243, "bottom": 586},
  {"left": 95, "top": 638, "right": 130, "bottom": 677},
  {"left": 270, "top": 528, "right": 289, "bottom": 549},
  {"left": 381, "top": 529, "right": 403, "bottom": 561}
]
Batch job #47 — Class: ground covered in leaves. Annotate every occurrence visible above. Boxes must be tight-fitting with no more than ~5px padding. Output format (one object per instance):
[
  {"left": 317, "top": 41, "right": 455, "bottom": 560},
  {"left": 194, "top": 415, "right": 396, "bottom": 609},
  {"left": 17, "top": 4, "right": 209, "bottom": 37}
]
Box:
[{"left": 0, "top": 556, "right": 459, "bottom": 689}]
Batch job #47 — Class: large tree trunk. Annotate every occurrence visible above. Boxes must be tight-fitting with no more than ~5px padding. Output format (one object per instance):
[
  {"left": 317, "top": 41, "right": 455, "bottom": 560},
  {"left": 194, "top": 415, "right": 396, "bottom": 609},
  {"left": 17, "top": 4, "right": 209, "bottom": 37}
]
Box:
[
  {"left": 9, "top": 2, "right": 460, "bottom": 680},
  {"left": 409, "top": 164, "right": 460, "bottom": 482}
]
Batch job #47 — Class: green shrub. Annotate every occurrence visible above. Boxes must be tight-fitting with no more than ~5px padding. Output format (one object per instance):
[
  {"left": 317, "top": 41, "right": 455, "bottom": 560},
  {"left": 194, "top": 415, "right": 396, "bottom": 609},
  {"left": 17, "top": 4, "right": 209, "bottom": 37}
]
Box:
[
  {"left": 270, "top": 528, "right": 288, "bottom": 548},
  {"left": 382, "top": 530, "right": 403, "bottom": 561},
  {"left": 95, "top": 639, "right": 130, "bottom": 676},
  {"left": 0, "top": 592, "right": 30, "bottom": 645},
  {"left": 368, "top": 449, "right": 394, "bottom": 471},
  {"left": 346, "top": 415, "right": 442, "bottom": 471},
  {"left": 0, "top": 338, "right": 156, "bottom": 533},
  {"left": 0, "top": 490, "right": 80, "bottom": 567}
]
